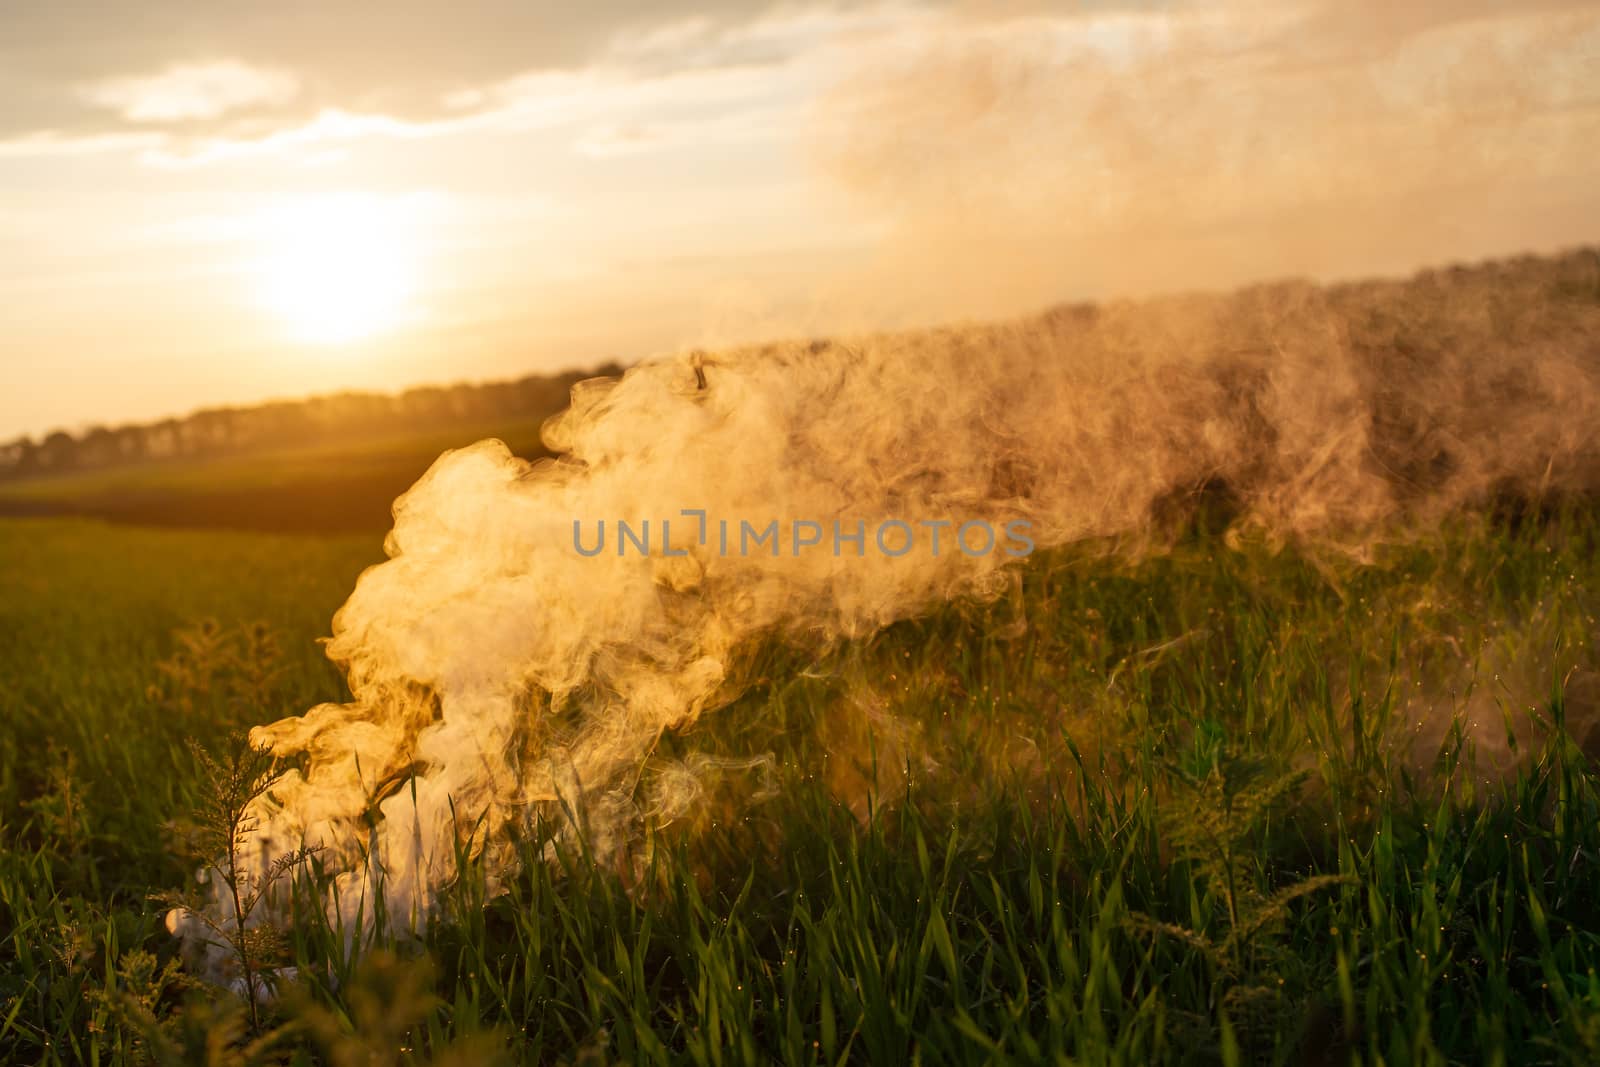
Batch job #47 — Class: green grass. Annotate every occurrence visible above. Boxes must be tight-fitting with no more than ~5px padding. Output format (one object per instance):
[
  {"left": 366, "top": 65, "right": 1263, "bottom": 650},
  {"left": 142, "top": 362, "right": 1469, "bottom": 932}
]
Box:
[
  {"left": 0, "top": 521, "right": 378, "bottom": 894},
  {"left": 3, "top": 512, "right": 1600, "bottom": 1064}
]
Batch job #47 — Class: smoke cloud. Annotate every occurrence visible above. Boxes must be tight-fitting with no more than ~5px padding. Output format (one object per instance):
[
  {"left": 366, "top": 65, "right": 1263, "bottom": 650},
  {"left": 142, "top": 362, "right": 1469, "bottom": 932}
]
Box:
[
  {"left": 810, "top": 0, "right": 1600, "bottom": 323},
  {"left": 168, "top": 247, "right": 1600, "bottom": 955},
  {"left": 169, "top": 0, "right": 1600, "bottom": 958}
]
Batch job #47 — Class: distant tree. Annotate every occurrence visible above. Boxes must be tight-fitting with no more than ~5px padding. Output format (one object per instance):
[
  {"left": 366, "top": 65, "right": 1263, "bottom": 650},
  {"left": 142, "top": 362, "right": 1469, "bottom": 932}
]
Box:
[
  {"left": 146, "top": 418, "right": 182, "bottom": 460},
  {"left": 112, "top": 425, "right": 148, "bottom": 464},
  {"left": 0, "top": 361, "right": 621, "bottom": 482},
  {"left": 0, "top": 435, "right": 38, "bottom": 479},
  {"left": 38, "top": 430, "right": 77, "bottom": 472},
  {"left": 79, "top": 426, "right": 118, "bottom": 468}
]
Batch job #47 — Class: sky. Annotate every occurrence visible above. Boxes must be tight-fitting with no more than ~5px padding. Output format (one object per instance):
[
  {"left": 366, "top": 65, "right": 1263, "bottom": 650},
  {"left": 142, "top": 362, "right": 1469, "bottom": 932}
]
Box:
[{"left": 2, "top": 0, "right": 1597, "bottom": 439}]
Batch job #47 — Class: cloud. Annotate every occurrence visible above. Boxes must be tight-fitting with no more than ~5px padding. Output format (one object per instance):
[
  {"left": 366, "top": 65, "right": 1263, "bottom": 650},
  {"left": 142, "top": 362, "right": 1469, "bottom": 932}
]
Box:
[
  {"left": 574, "top": 104, "right": 791, "bottom": 158},
  {"left": 80, "top": 61, "right": 298, "bottom": 122},
  {"left": 0, "top": 130, "right": 160, "bottom": 160},
  {"left": 124, "top": 61, "right": 786, "bottom": 167},
  {"left": 0, "top": 0, "right": 831, "bottom": 152},
  {"left": 71, "top": 5, "right": 857, "bottom": 168}
]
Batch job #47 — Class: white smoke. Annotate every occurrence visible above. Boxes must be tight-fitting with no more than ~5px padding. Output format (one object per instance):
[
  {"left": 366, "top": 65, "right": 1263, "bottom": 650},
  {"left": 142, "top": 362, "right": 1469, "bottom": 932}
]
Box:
[
  {"left": 810, "top": 0, "right": 1600, "bottom": 324},
  {"left": 168, "top": 249, "right": 1600, "bottom": 956}
]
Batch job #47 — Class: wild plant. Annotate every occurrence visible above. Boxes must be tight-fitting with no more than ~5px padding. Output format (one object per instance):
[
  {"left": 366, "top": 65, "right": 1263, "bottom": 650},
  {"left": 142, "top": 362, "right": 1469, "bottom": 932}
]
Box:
[
  {"left": 157, "top": 735, "right": 318, "bottom": 1035},
  {"left": 1128, "top": 747, "right": 1349, "bottom": 1041}
]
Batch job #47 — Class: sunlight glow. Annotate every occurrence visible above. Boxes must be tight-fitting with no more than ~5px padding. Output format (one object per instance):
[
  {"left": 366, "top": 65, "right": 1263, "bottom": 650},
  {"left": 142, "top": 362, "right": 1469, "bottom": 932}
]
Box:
[{"left": 255, "top": 194, "right": 422, "bottom": 345}]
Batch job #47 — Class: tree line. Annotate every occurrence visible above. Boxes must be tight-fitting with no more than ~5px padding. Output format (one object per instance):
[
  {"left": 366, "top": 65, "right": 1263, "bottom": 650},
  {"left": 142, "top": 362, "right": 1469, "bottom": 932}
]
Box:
[{"left": 0, "top": 364, "right": 622, "bottom": 483}]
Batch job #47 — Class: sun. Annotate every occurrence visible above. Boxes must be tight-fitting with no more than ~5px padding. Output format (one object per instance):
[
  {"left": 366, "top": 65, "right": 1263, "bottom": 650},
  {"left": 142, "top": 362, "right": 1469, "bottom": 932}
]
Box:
[{"left": 255, "top": 194, "right": 422, "bottom": 345}]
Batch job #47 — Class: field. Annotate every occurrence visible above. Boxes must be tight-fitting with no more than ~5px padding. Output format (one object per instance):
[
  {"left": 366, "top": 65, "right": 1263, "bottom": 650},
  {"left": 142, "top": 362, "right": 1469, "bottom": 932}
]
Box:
[
  {"left": 0, "top": 417, "right": 552, "bottom": 534},
  {"left": 4, "top": 502, "right": 1600, "bottom": 1065}
]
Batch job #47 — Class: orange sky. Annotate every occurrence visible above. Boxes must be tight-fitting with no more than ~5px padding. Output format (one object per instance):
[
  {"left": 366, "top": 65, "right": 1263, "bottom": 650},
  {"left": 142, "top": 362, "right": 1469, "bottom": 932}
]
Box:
[{"left": 2, "top": 0, "right": 1598, "bottom": 439}]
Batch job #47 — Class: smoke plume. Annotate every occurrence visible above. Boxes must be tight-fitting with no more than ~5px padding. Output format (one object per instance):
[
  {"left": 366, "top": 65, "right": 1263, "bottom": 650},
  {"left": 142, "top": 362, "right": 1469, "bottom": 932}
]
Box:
[
  {"left": 810, "top": 0, "right": 1600, "bottom": 324},
  {"left": 168, "top": 248, "right": 1600, "bottom": 954},
  {"left": 168, "top": 0, "right": 1600, "bottom": 955}
]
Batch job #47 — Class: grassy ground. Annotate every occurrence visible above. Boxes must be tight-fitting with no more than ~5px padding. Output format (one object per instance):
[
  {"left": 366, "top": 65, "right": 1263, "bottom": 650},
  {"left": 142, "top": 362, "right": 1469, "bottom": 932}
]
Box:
[{"left": 2, "top": 511, "right": 1600, "bottom": 1064}]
